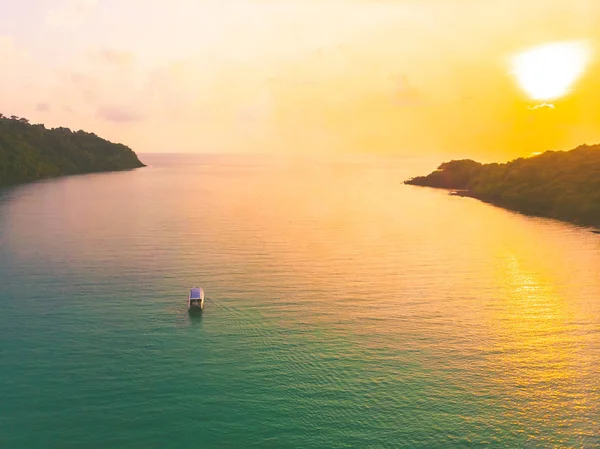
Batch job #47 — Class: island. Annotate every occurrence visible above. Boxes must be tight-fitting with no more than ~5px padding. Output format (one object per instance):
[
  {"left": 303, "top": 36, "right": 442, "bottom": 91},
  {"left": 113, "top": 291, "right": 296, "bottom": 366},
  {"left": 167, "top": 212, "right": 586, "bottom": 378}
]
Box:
[
  {"left": 0, "top": 114, "right": 145, "bottom": 186},
  {"left": 405, "top": 144, "right": 600, "bottom": 227}
]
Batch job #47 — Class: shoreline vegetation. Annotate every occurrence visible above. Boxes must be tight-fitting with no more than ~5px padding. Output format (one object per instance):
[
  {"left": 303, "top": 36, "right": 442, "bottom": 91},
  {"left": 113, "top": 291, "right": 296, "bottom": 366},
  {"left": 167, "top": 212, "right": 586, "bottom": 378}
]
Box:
[
  {"left": 0, "top": 114, "right": 145, "bottom": 187},
  {"left": 405, "top": 144, "right": 600, "bottom": 229}
]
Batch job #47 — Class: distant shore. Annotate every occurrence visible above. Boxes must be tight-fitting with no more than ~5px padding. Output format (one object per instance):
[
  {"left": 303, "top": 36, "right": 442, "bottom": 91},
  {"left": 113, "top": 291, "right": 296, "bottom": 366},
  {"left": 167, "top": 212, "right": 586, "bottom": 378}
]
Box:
[
  {"left": 405, "top": 144, "right": 600, "bottom": 230},
  {"left": 0, "top": 114, "right": 145, "bottom": 187}
]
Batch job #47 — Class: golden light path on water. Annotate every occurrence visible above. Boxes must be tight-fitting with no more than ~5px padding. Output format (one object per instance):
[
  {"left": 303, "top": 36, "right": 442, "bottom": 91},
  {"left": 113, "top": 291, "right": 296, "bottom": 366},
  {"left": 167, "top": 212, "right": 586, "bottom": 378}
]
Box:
[{"left": 485, "top": 229, "right": 600, "bottom": 444}]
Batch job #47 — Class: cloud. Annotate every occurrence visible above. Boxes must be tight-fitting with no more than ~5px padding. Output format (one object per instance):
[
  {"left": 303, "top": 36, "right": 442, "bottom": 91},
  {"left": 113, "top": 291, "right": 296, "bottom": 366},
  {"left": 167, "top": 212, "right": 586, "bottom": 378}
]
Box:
[
  {"left": 47, "top": 58, "right": 207, "bottom": 128},
  {"left": 97, "top": 105, "right": 143, "bottom": 123},
  {"left": 67, "top": 72, "right": 101, "bottom": 103},
  {"left": 391, "top": 74, "right": 425, "bottom": 107},
  {"left": 527, "top": 103, "right": 555, "bottom": 110},
  {"left": 93, "top": 49, "right": 135, "bottom": 68},
  {"left": 46, "top": 0, "right": 97, "bottom": 29},
  {"left": 36, "top": 103, "right": 51, "bottom": 112}
]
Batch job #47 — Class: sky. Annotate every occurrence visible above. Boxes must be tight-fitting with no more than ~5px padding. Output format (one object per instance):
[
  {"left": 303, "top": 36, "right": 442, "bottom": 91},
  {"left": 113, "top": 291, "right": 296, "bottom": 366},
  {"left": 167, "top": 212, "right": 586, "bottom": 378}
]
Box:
[{"left": 1, "top": 0, "right": 599, "bottom": 158}]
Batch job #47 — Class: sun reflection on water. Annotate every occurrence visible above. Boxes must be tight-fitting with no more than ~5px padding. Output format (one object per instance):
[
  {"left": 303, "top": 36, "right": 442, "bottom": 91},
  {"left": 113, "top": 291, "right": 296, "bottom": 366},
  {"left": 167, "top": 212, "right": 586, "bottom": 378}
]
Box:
[{"left": 489, "top": 253, "right": 599, "bottom": 444}]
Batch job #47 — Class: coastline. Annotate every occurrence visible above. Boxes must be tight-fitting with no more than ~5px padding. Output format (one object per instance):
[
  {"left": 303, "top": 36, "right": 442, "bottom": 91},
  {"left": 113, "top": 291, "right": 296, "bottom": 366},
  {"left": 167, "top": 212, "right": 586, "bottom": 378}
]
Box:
[
  {"left": 416, "top": 185, "right": 600, "bottom": 232},
  {"left": 405, "top": 144, "right": 600, "bottom": 232},
  {"left": 0, "top": 164, "right": 146, "bottom": 189}
]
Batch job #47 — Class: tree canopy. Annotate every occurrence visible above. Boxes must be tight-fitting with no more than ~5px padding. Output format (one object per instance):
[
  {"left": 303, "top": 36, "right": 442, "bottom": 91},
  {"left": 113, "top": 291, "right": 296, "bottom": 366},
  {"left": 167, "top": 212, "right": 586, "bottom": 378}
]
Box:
[
  {"left": 405, "top": 144, "right": 600, "bottom": 226},
  {"left": 0, "top": 114, "right": 145, "bottom": 186}
]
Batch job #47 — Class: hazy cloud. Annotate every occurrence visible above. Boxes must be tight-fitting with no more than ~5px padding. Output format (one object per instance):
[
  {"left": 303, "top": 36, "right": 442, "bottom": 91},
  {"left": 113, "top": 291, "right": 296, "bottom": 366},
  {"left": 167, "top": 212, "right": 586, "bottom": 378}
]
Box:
[
  {"left": 97, "top": 105, "right": 143, "bottom": 123},
  {"left": 527, "top": 103, "right": 556, "bottom": 110},
  {"left": 36, "top": 103, "right": 51, "bottom": 112},
  {"left": 93, "top": 49, "right": 135, "bottom": 68},
  {"left": 391, "top": 74, "right": 425, "bottom": 107},
  {"left": 67, "top": 72, "right": 101, "bottom": 103},
  {"left": 49, "top": 59, "right": 209, "bottom": 127}
]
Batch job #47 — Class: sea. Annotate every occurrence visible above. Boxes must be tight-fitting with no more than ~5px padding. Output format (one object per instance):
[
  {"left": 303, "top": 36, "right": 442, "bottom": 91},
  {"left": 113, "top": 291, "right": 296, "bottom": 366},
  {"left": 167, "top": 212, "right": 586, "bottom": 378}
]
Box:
[{"left": 1, "top": 153, "right": 599, "bottom": 448}]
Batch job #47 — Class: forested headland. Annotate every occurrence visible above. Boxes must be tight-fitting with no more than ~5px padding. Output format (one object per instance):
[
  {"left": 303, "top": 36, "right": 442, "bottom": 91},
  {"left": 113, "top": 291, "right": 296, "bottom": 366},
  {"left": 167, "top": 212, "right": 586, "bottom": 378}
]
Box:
[
  {"left": 0, "top": 114, "right": 145, "bottom": 186},
  {"left": 405, "top": 144, "right": 600, "bottom": 227}
]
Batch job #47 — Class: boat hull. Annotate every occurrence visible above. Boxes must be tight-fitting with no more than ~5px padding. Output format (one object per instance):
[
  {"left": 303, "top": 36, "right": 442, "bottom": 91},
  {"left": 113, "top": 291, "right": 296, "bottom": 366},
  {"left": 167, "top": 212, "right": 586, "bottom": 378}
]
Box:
[{"left": 188, "top": 305, "right": 204, "bottom": 314}]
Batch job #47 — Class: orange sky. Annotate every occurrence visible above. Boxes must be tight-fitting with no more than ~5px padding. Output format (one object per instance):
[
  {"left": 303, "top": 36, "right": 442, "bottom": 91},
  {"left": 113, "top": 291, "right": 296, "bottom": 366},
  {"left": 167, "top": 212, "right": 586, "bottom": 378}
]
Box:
[{"left": 1, "top": 0, "right": 599, "bottom": 158}]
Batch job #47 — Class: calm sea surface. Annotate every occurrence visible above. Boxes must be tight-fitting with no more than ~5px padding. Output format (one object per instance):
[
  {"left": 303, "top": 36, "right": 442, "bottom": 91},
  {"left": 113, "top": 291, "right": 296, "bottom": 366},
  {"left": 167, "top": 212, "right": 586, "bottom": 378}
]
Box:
[{"left": 1, "top": 154, "right": 599, "bottom": 448}]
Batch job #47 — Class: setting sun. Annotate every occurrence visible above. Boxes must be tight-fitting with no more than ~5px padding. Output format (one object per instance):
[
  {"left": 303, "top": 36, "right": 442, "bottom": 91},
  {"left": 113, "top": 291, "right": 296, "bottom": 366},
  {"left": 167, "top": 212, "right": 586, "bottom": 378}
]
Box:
[{"left": 511, "top": 40, "right": 591, "bottom": 101}]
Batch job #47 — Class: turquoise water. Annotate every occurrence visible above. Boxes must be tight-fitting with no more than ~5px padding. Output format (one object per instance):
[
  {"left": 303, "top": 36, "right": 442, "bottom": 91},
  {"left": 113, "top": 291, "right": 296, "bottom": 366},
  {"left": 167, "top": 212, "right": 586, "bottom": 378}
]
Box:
[{"left": 1, "top": 154, "right": 599, "bottom": 448}]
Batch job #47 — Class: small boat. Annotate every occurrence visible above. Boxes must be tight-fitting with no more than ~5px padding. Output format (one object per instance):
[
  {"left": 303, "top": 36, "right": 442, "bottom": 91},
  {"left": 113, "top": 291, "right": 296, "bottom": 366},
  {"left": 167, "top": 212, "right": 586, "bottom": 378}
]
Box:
[{"left": 188, "top": 287, "right": 205, "bottom": 312}]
